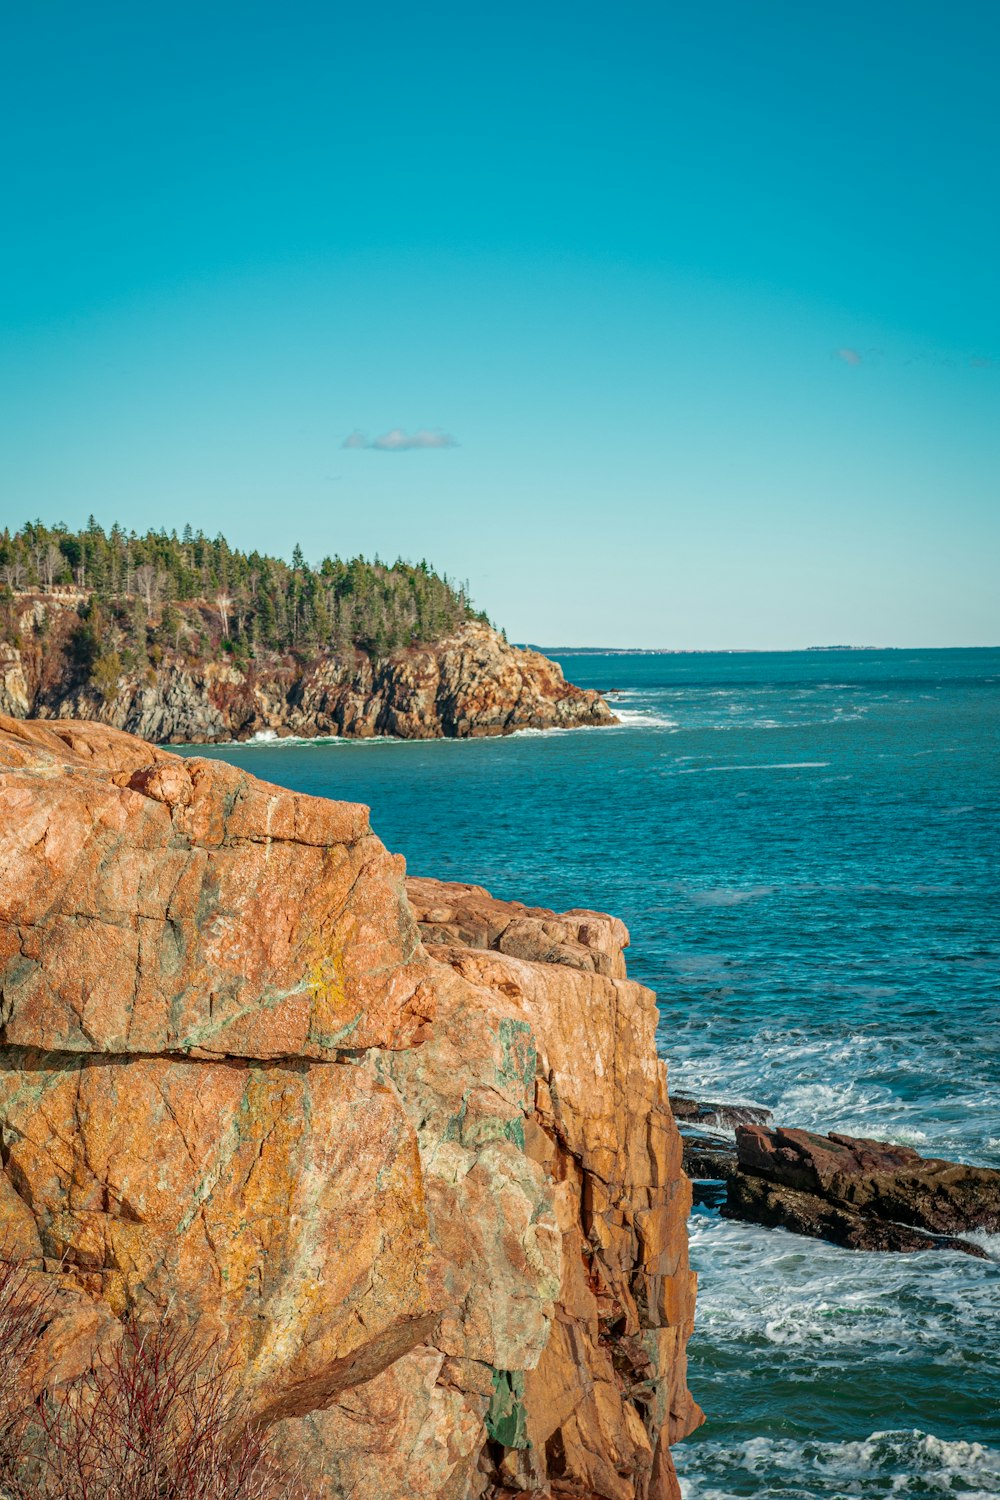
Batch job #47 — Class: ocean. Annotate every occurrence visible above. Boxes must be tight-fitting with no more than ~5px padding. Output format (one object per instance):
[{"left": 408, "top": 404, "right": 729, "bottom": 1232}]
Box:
[{"left": 182, "top": 647, "right": 1000, "bottom": 1500}]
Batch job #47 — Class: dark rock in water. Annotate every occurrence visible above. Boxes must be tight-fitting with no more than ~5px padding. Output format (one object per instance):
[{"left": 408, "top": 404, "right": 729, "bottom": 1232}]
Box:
[
  {"left": 670, "top": 1094, "right": 773, "bottom": 1130},
  {"left": 723, "top": 1173, "right": 989, "bottom": 1258},
  {"left": 682, "top": 1132, "right": 739, "bottom": 1183},
  {"left": 723, "top": 1124, "right": 1000, "bottom": 1255},
  {"left": 735, "top": 1125, "right": 1000, "bottom": 1236}
]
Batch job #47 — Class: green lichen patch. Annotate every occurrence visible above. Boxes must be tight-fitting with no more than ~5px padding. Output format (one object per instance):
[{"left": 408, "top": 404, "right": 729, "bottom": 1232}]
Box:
[{"left": 486, "top": 1367, "right": 529, "bottom": 1450}]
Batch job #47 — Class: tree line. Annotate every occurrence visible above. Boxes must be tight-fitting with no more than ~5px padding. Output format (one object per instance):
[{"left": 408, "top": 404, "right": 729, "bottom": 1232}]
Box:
[{"left": 0, "top": 519, "right": 486, "bottom": 666}]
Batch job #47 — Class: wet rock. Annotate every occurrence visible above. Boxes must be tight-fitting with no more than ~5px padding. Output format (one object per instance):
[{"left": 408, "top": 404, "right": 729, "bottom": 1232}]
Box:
[
  {"left": 681, "top": 1133, "right": 739, "bottom": 1183},
  {"left": 723, "top": 1124, "right": 1000, "bottom": 1255},
  {"left": 723, "top": 1173, "right": 989, "bottom": 1258},
  {"left": 669, "top": 1095, "right": 773, "bottom": 1130}
]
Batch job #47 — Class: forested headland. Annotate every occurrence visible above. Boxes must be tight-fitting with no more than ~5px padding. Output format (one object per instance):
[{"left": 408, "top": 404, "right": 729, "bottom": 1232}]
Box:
[{"left": 0, "top": 519, "right": 485, "bottom": 689}]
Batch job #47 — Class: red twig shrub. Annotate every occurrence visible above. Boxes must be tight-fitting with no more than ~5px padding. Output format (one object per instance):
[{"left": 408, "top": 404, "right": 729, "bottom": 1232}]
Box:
[
  {"left": 0, "top": 1258, "right": 52, "bottom": 1495},
  {"left": 0, "top": 1265, "right": 315, "bottom": 1500},
  {"left": 39, "top": 1318, "right": 297, "bottom": 1500}
]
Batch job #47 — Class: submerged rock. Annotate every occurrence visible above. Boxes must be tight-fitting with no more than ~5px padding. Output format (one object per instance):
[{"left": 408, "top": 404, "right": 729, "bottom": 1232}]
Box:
[
  {"left": 0, "top": 714, "right": 699, "bottom": 1499},
  {"left": 723, "top": 1124, "right": 999, "bottom": 1256}
]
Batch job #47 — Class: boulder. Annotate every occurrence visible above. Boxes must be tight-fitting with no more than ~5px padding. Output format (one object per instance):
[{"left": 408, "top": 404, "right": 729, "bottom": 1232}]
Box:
[{"left": 408, "top": 876, "right": 630, "bottom": 979}]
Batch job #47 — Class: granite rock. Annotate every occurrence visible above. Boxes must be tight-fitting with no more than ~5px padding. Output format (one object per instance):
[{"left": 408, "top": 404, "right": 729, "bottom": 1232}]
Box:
[{"left": 0, "top": 717, "right": 697, "bottom": 1498}]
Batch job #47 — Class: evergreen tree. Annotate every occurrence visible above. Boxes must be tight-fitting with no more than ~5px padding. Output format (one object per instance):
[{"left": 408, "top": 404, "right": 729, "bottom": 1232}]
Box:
[{"left": 0, "top": 519, "right": 488, "bottom": 674}]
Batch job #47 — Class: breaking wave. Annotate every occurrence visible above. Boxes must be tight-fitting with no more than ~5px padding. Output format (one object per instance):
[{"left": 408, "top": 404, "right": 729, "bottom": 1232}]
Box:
[{"left": 676, "top": 1429, "right": 1000, "bottom": 1498}]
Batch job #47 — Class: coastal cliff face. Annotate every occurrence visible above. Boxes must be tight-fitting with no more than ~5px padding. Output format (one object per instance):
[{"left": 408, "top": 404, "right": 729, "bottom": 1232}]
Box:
[
  {"left": 0, "top": 598, "right": 615, "bottom": 742},
  {"left": 0, "top": 716, "right": 699, "bottom": 1497}
]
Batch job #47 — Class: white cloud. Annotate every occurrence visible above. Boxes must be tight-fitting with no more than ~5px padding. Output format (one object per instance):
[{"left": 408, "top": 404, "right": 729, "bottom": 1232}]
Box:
[{"left": 342, "top": 428, "right": 459, "bottom": 450}]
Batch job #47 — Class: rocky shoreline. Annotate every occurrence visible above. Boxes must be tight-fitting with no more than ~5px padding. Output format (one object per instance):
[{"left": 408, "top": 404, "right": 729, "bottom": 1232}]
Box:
[
  {"left": 0, "top": 714, "right": 697, "bottom": 1499},
  {"left": 673, "top": 1094, "right": 1000, "bottom": 1259},
  {"left": 0, "top": 598, "right": 616, "bottom": 743}
]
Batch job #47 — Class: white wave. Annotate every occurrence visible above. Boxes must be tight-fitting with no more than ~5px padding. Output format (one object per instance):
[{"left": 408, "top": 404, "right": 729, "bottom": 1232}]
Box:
[
  {"left": 676, "top": 762, "right": 831, "bottom": 773},
  {"left": 237, "top": 733, "right": 345, "bottom": 748},
  {"left": 188, "top": 732, "right": 347, "bottom": 750},
  {"left": 613, "top": 708, "right": 679, "bottom": 728},
  {"left": 200, "top": 723, "right": 612, "bottom": 750},
  {"left": 676, "top": 1429, "right": 1000, "bottom": 1499},
  {"left": 962, "top": 1229, "right": 1000, "bottom": 1262},
  {"left": 704, "top": 716, "right": 863, "bottom": 729},
  {"left": 685, "top": 1212, "right": 999, "bottom": 1360},
  {"left": 507, "top": 721, "right": 613, "bottom": 738}
]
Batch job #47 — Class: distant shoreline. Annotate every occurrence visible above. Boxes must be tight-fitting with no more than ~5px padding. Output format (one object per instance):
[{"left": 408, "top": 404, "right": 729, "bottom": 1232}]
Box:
[{"left": 530, "top": 643, "right": 999, "bottom": 656}]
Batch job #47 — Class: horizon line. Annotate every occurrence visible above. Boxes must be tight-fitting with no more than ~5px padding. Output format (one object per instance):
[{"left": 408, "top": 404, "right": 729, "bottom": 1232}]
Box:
[{"left": 522, "top": 643, "right": 1000, "bottom": 655}]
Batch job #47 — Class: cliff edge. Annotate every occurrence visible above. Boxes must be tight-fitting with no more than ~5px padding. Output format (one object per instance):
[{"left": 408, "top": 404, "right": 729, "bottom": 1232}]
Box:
[
  {"left": 0, "top": 600, "right": 616, "bottom": 742},
  {"left": 0, "top": 715, "right": 699, "bottom": 1498}
]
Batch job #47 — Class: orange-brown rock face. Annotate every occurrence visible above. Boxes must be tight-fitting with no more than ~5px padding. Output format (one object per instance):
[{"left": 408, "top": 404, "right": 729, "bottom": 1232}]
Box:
[
  {"left": 0, "top": 716, "right": 698, "bottom": 1498},
  {"left": 0, "top": 717, "right": 427, "bottom": 1058},
  {"left": 407, "top": 880, "right": 703, "bottom": 1500}
]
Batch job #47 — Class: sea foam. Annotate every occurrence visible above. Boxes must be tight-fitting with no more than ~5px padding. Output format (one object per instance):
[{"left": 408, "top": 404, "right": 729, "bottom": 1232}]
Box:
[{"left": 675, "top": 1429, "right": 1000, "bottom": 1499}]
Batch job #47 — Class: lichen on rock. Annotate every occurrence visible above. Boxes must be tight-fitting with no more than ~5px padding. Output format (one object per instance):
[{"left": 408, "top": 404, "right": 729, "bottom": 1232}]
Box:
[{"left": 0, "top": 714, "right": 699, "bottom": 1498}]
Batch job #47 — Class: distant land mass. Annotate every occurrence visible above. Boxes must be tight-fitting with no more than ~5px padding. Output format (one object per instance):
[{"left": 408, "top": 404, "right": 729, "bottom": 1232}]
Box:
[
  {"left": 0, "top": 521, "right": 614, "bottom": 742},
  {"left": 531, "top": 644, "right": 893, "bottom": 655}
]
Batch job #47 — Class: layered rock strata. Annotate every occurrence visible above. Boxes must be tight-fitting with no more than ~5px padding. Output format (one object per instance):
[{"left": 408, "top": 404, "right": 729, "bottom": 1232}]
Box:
[
  {"left": 721, "top": 1124, "right": 1000, "bottom": 1257},
  {"left": 0, "top": 715, "right": 699, "bottom": 1498},
  {"left": 0, "top": 607, "right": 615, "bottom": 742}
]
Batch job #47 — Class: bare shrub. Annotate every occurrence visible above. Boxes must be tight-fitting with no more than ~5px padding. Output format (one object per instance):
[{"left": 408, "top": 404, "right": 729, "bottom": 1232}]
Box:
[
  {"left": 0, "top": 1271, "right": 316, "bottom": 1500},
  {"left": 0, "top": 1259, "right": 51, "bottom": 1496},
  {"left": 39, "top": 1317, "right": 309, "bottom": 1500}
]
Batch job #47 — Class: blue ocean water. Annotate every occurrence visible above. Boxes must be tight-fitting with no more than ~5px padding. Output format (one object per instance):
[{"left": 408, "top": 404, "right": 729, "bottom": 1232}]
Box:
[{"left": 182, "top": 648, "right": 1000, "bottom": 1499}]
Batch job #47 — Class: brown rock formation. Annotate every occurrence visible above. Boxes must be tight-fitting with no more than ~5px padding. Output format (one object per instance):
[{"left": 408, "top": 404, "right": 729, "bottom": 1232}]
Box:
[
  {"left": 0, "top": 715, "right": 698, "bottom": 1498},
  {"left": 2, "top": 603, "right": 616, "bottom": 742},
  {"left": 723, "top": 1124, "right": 1000, "bottom": 1256},
  {"left": 408, "top": 880, "right": 702, "bottom": 1497}
]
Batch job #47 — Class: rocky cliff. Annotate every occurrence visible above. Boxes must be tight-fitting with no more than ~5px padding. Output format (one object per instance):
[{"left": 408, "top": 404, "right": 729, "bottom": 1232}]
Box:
[
  {"left": 0, "top": 597, "right": 615, "bottom": 742},
  {"left": 0, "top": 715, "right": 699, "bottom": 1498}
]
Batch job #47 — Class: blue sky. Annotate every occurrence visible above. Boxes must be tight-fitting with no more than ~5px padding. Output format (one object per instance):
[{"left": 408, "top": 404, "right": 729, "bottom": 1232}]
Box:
[{"left": 2, "top": 1, "right": 997, "bottom": 647}]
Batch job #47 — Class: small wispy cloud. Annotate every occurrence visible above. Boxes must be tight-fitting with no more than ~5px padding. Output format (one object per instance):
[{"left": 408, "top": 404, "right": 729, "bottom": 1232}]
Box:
[
  {"left": 342, "top": 428, "right": 459, "bottom": 451},
  {"left": 832, "top": 346, "right": 996, "bottom": 371}
]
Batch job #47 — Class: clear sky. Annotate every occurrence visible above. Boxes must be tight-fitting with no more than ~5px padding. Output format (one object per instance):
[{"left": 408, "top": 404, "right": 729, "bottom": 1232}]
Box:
[{"left": 2, "top": 1, "right": 997, "bottom": 648}]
